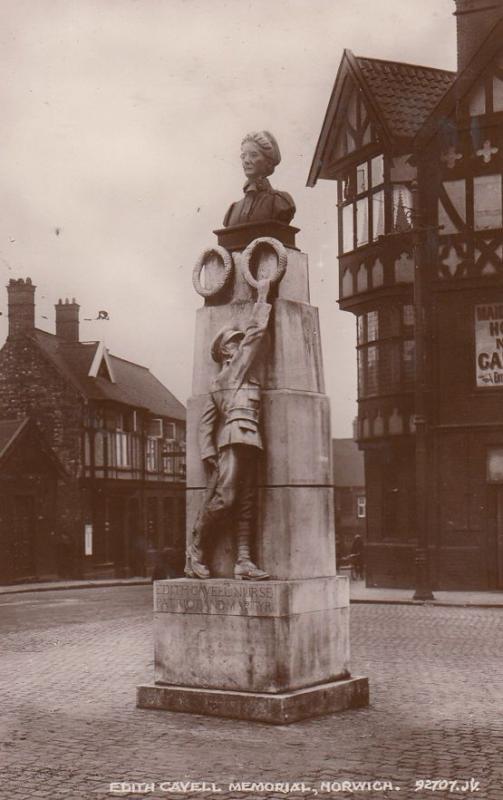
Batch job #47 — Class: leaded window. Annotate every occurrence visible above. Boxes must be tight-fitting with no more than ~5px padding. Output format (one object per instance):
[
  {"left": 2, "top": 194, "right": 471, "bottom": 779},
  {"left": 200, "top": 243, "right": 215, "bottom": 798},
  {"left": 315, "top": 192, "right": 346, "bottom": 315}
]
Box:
[
  {"left": 338, "top": 154, "right": 385, "bottom": 254},
  {"left": 356, "top": 307, "right": 415, "bottom": 399}
]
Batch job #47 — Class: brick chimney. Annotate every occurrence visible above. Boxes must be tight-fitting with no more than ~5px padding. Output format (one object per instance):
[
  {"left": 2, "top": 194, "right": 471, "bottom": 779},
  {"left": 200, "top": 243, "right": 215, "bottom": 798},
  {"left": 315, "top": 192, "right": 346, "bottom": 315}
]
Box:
[
  {"left": 55, "top": 297, "right": 80, "bottom": 342},
  {"left": 7, "top": 277, "right": 36, "bottom": 339},
  {"left": 454, "top": 0, "right": 503, "bottom": 73}
]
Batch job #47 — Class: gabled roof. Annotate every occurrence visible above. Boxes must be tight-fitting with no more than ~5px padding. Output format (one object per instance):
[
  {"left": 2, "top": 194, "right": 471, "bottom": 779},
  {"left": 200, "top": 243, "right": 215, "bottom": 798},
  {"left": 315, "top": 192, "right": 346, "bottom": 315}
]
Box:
[
  {"left": 0, "top": 417, "right": 65, "bottom": 474},
  {"left": 332, "top": 438, "right": 365, "bottom": 487},
  {"left": 88, "top": 341, "right": 115, "bottom": 382},
  {"left": 307, "top": 49, "right": 454, "bottom": 186},
  {"left": 356, "top": 57, "right": 454, "bottom": 139},
  {"left": 30, "top": 330, "right": 186, "bottom": 421},
  {"left": 415, "top": 17, "right": 503, "bottom": 147}
]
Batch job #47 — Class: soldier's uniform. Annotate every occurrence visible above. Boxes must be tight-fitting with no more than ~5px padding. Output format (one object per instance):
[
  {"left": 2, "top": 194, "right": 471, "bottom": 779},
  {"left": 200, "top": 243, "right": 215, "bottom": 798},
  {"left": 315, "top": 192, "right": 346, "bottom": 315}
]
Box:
[{"left": 186, "top": 300, "right": 271, "bottom": 580}]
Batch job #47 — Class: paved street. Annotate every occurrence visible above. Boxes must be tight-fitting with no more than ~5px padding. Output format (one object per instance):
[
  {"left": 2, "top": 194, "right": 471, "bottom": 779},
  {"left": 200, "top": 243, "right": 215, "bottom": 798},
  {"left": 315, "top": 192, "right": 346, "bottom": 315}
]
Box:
[{"left": 1, "top": 586, "right": 502, "bottom": 800}]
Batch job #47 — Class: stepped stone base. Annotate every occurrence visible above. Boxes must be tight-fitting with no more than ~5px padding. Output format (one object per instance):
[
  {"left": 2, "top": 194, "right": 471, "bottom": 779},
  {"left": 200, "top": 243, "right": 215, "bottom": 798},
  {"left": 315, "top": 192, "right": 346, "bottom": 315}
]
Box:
[{"left": 137, "top": 676, "right": 369, "bottom": 725}]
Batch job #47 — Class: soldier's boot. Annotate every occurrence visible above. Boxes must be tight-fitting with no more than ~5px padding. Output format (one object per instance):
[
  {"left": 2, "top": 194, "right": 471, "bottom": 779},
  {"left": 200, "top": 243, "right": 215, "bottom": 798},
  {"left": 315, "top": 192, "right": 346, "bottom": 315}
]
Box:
[
  {"left": 234, "top": 532, "right": 268, "bottom": 581},
  {"left": 185, "top": 527, "right": 210, "bottom": 580}
]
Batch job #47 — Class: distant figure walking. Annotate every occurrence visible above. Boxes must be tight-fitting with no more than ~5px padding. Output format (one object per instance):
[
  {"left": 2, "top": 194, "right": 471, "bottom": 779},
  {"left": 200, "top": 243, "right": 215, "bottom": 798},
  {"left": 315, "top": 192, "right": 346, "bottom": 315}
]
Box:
[{"left": 350, "top": 534, "right": 365, "bottom": 580}]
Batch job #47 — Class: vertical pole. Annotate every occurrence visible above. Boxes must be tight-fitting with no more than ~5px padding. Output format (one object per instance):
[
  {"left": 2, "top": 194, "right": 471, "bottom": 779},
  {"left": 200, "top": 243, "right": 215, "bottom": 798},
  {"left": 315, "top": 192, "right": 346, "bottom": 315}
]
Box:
[{"left": 411, "top": 180, "right": 435, "bottom": 601}]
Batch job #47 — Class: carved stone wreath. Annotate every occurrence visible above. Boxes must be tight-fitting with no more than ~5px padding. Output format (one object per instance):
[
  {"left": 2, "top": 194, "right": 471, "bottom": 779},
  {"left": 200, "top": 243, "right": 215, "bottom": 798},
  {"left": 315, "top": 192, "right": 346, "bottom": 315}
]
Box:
[
  {"left": 240, "top": 237, "right": 288, "bottom": 289},
  {"left": 192, "top": 245, "right": 233, "bottom": 297}
]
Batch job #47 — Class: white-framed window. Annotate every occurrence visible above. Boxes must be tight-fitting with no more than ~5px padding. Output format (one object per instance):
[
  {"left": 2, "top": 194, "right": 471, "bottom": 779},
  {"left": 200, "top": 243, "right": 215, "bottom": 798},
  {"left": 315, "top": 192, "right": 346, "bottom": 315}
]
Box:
[
  {"left": 339, "top": 154, "right": 385, "bottom": 254},
  {"left": 115, "top": 432, "right": 130, "bottom": 467},
  {"left": 148, "top": 418, "right": 163, "bottom": 438},
  {"left": 146, "top": 437, "right": 159, "bottom": 472},
  {"left": 357, "top": 496, "right": 366, "bottom": 518}
]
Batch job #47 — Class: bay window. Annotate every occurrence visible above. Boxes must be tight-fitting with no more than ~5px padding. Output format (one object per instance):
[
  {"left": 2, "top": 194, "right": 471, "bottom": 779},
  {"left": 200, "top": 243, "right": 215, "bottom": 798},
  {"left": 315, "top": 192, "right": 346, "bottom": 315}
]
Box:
[
  {"left": 357, "top": 307, "right": 415, "bottom": 399},
  {"left": 339, "top": 154, "right": 385, "bottom": 254}
]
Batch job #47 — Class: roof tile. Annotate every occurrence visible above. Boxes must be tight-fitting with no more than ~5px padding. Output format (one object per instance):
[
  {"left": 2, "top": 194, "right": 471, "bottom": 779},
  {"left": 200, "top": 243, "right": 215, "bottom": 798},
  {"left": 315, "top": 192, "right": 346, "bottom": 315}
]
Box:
[{"left": 357, "top": 57, "right": 455, "bottom": 138}]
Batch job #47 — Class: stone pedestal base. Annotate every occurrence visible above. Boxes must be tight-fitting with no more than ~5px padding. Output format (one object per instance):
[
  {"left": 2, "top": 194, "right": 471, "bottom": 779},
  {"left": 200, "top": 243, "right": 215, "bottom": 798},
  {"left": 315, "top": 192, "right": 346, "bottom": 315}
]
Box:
[
  {"left": 137, "top": 676, "right": 369, "bottom": 725},
  {"left": 137, "top": 576, "right": 369, "bottom": 723},
  {"left": 152, "top": 577, "right": 350, "bottom": 692}
]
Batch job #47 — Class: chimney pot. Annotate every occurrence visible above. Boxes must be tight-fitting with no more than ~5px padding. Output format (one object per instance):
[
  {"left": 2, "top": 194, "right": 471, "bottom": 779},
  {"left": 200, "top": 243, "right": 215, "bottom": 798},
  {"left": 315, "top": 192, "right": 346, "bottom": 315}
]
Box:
[
  {"left": 6, "top": 277, "right": 36, "bottom": 338},
  {"left": 55, "top": 295, "right": 80, "bottom": 342}
]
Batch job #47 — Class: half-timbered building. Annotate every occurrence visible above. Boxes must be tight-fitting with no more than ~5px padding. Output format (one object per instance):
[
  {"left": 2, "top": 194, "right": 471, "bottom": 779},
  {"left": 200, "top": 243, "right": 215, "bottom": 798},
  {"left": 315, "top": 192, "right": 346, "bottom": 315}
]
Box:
[
  {"left": 308, "top": 0, "right": 503, "bottom": 589},
  {"left": 0, "top": 278, "right": 186, "bottom": 583}
]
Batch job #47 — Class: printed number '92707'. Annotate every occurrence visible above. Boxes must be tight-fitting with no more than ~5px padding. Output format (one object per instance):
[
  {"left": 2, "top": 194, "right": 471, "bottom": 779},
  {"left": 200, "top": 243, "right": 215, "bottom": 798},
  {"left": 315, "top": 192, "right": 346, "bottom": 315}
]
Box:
[{"left": 414, "top": 779, "right": 480, "bottom": 792}]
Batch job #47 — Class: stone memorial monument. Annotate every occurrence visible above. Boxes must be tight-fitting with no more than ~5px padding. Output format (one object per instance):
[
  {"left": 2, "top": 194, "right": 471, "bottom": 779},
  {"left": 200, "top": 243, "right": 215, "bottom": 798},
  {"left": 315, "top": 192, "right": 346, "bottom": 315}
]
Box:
[{"left": 137, "top": 131, "right": 369, "bottom": 724}]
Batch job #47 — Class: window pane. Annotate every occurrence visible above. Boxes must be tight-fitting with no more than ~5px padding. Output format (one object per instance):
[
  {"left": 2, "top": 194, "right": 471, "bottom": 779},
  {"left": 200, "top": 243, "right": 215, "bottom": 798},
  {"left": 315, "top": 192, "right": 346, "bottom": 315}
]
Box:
[
  {"left": 356, "top": 197, "right": 369, "bottom": 246},
  {"left": 392, "top": 185, "right": 413, "bottom": 232},
  {"left": 493, "top": 76, "right": 503, "bottom": 112},
  {"left": 357, "top": 315, "right": 365, "bottom": 345},
  {"left": 367, "top": 346, "right": 379, "bottom": 395},
  {"left": 357, "top": 496, "right": 366, "bottom": 518},
  {"left": 469, "top": 82, "right": 485, "bottom": 116},
  {"left": 356, "top": 162, "right": 368, "bottom": 194},
  {"left": 380, "top": 341, "right": 401, "bottom": 391},
  {"left": 380, "top": 306, "right": 401, "bottom": 338},
  {"left": 95, "top": 432, "right": 104, "bottom": 467},
  {"left": 367, "top": 310, "right": 379, "bottom": 341},
  {"left": 372, "top": 190, "right": 385, "bottom": 239},
  {"left": 371, "top": 154, "right": 384, "bottom": 187},
  {"left": 403, "top": 340, "right": 415, "bottom": 387},
  {"left": 357, "top": 350, "right": 366, "bottom": 396},
  {"left": 342, "top": 204, "right": 354, "bottom": 252},
  {"left": 343, "top": 170, "right": 356, "bottom": 201},
  {"left": 474, "top": 175, "right": 502, "bottom": 230}
]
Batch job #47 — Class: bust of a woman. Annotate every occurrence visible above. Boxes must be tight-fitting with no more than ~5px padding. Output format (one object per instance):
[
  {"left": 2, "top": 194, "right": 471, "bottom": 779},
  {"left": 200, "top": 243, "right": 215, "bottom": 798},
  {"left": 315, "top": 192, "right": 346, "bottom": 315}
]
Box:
[{"left": 223, "top": 131, "right": 296, "bottom": 227}]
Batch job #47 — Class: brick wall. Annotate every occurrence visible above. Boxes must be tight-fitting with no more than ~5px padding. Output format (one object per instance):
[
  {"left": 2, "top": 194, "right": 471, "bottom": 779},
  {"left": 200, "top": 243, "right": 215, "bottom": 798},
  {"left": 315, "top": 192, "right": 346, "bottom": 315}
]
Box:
[{"left": 0, "top": 335, "right": 85, "bottom": 560}]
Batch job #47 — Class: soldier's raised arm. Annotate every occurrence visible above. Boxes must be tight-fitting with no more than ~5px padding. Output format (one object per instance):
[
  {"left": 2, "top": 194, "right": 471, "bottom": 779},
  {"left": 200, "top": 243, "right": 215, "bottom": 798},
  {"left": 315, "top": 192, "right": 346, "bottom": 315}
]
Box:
[{"left": 226, "top": 280, "right": 272, "bottom": 384}]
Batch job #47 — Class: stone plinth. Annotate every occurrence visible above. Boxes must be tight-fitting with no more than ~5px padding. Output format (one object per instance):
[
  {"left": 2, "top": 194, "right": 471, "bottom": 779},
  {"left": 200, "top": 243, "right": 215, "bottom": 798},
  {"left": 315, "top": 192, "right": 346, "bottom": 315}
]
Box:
[
  {"left": 137, "top": 576, "right": 368, "bottom": 723},
  {"left": 151, "top": 577, "right": 348, "bottom": 692}
]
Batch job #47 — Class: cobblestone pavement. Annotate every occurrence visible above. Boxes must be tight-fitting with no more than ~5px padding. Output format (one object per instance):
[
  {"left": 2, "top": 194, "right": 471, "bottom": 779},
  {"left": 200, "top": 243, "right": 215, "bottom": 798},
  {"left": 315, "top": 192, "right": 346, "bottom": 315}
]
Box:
[{"left": 1, "top": 586, "right": 502, "bottom": 800}]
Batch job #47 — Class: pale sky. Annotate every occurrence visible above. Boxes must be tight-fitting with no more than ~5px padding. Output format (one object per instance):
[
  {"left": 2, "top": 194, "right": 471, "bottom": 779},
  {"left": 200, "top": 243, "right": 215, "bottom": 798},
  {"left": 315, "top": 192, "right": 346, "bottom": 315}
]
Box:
[{"left": 0, "top": 0, "right": 456, "bottom": 435}]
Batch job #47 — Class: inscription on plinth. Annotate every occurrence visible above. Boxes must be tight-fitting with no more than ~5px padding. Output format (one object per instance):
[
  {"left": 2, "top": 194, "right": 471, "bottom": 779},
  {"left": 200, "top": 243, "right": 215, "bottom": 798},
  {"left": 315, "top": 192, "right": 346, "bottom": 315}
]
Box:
[
  {"left": 155, "top": 581, "right": 274, "bottom": 617},
  {"left": 154, "top": 577, "right": 348, "bottom": 618}
]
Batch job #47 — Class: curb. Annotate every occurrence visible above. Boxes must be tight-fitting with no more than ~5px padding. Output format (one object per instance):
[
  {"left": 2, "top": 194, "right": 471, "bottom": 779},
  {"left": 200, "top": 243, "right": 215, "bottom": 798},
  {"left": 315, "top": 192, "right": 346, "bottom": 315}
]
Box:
[
  {"left": 0, "top": 579, "right": 152, "bottom": 596},
  {"left": 350, "top": 598, "right": 503, "bottom": 609}
]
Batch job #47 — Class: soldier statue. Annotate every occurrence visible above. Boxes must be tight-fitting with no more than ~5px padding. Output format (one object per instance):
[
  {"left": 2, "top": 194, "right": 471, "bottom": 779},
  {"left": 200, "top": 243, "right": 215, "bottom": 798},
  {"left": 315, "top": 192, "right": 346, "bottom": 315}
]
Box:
[
  {"left": 186, "top": 277, "right": 272, "bottom": 580},
  {"left": 223, "top": 130, "right": 296, "bottom": 227}
]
